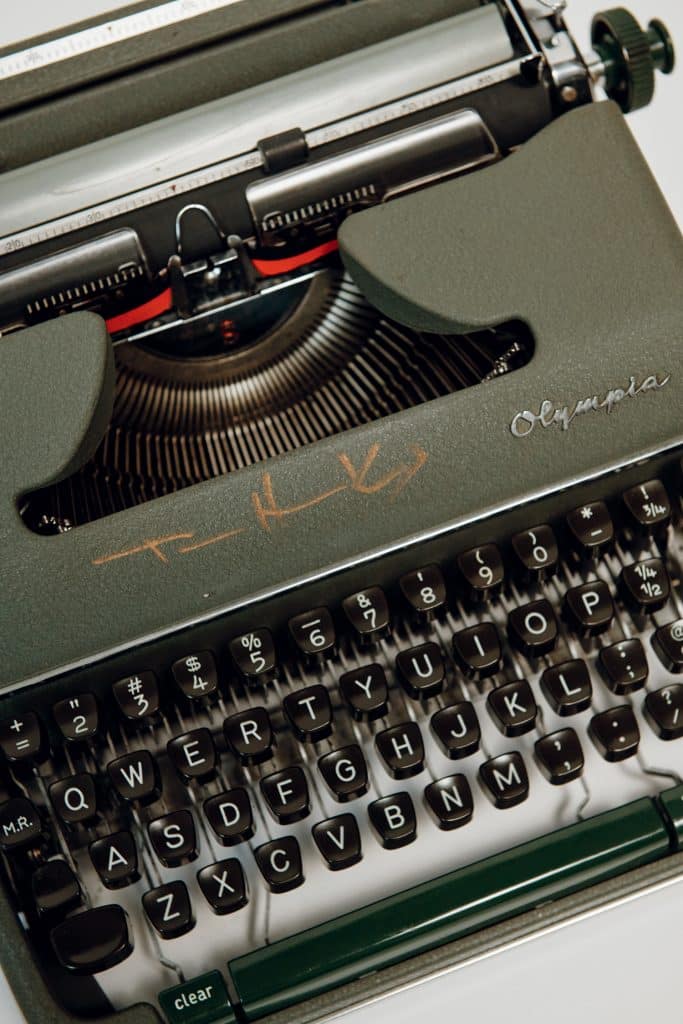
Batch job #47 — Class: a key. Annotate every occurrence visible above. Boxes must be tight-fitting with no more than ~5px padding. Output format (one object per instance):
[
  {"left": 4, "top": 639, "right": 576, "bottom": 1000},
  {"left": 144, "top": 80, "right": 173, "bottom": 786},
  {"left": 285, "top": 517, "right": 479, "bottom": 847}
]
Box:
[
  {"left": 90, "top": 831, "right": 139, "bottom": 889},
  {"left": 339, "top": 664, "right": 389, "bottom": 721},
  {"left": 254, "top": 837, "right": 304, "bottom": 893},
  {"left": 620, "top": 558, "right": 670, "bottom": 613},
  {"left": 0, "top": 712, "right": 46, "bottom": 764},
  {"left": 644, "top": 685, "right": 683, "bottom": 740},
  {"left": 510, "top": 525, "right": 559, "bottom": 581},
  {"left": 318, "top": 745, "right": 368, "bottom": 802},
  {"left": 534, "top": 729, "right": 584, "bottom": 784},
  {"left": 230, "top": 628, "right": 277, "bottom": 686},
  {"left": 424, "top": 775, "right": 474, "bottom": 830},
  {"left": 457, "top": 544, "right": 504, "bottom": 602},
  {"left": 599, "top": 639, "right": 649, "bottom": 694},
  {"left": 479, "top": 752, "right": 529, "bottom": 808},
  {"left": 224, "top": 708, "right": 273, "bottom": 765},
  {"left": 148, "top": 810, "right": 198, "bottom": 867},
  {"left": 452, "top": 622, "right": 501, "bottom": 679},
  {"left": 564, "top": 581, "right": 614, "bottom": 636},
  {"left": 112, "top": 672, "right": 160, "bottom": 721},
  {"left": 50, "top": 906, "right": 132, "bottom": 973},
  {"left": 399, "top": 565, "right": 447, "bottom": 619},
  {"left": 566, "top": 501, "right": 614, "bottom": 557},
  {"left": 197, "top": 859, "right": 248, "bottom": 915},
  {"left": 143, "top": 881, "right": 195, "bottom": 939},
  {"left": 342, "top": 587, "right": 390, "bottom": 644},
  {"left": 652, "top": 620, "right": 683, "bottom": 674},
  {"left": 395, "top": 642, "right": 445, "bottom": 700},
  {"left": 50, "top": 774, "right": 98, "bottom": 826},
  {"left": 53, "top": 694, "right": 99, "bottom": 742},
  {"left": 507, "top": 599, "right": 558, "bottom": 658},
  {"left": 622, "top": 479, "right": 671, "bottom": 534},
  {"left": 32, "top": 860, "right": 81, "bottom": 916},
  {"left": 430, "top": 702, "right": 480, "bottom": 759},
  {"left": 0, "top": 798, "right": 42, "bottom": 851},
  {"left": 540, "top": 660, "right": 592, "bottom": 716},
  {"left": 107, "top": 751, "right": 161, "bottom": 803},
  {"left": 171, "top": 651, "right": 219, "bottom": 700},
  {"left": 312, "top": 814, "right": 362, "bottom": 871},
  {"left": 167, "top": 728, "right": 217, "bottom": 783},
  {"left": 589, "top": 705, "right": 640, "bottom": 761},
  {"left": 283, "top": 685, "right": 333, "bottom": 742},
  {"left": 368, "top": 792, "right": 417, "bottom": 849},
  {"left": 487, "top": 680, "right": 537, "bottom": 737},
  {"left": 375, "top": 723, "right": 424, "bottom": 779},
  {"left": 261, "top": 767, "right": 310, "bottom": 824},
  {"left": 204, "top": 789, "right": 255, "bottom": 845},
  {"left": 288, "top": 608, "right": 336, "bottom": 661}
]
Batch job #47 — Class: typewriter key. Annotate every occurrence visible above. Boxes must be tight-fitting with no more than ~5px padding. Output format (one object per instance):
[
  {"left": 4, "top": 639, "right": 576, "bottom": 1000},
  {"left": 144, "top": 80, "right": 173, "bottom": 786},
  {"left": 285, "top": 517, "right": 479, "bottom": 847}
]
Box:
[
  {"left": 479, "top": 753, "right": 529, "bottom": 809},
  {"left": 168, "top": 728, "right": 217, "bottom": 783},
  {"left": 318, "top": 745, "right": 368, "bottom": 802},
  {"left": 0, "top": 712, "right": 47, "bottom": 764},
  {"left": 107, "top": 751, "right": 161, "bottom": 803},
  {"left": 112, "top": 672, "right": 160, "bottom": 721},
  {"left": 204, "top": 789, "right": 255, "bottom": 845},
  {"left": 197, "top": 859, "right": 248, "bottom": 915},
  {"left": 452, "top": 622, "right": 501, "bottom": 679},
  {"left": 598, "top": 639, "right": 649, "bottom": 694},
  {"left": 644, "top": 685, "right": 683, "bottom": 740},
  {"left": 396, "top": 643, "right": 445, "bottom": 700},
  {"left": 313, "top": 814, "right": 362, "bottom": 870},
  {"left": 143, "top": 881, "right": 195, "bottom": 939},
  {"left": 32, "top": 860, "right": 81, "bottom": 916},
  {"left": 507, "top": 599, "right": 558, "bottom": 658},
  {"left": 622, "top": 479, "right": 671, "bottom": 534},
  {"left": 457, "top": 544, "right": 504, "bottom": 602},
  {"left": 171, "top": 651, "right": 219, "bottom": 700},
  {"left": 90, "top": 832, "right": 139, "bottom": 889},
  {"left": 399, "top": 565, "right": 447, "bottom": 619},
  {"left": 339, "top": 664, "right": 389, "bottom": 721},
  {"left": 652, "top": 620, "right": 683, "bottom": 674},
  {"left": 50, "top": 774, "right": 98, "bottom": 826},
  {"left": 487, "top": 681, "right": 537, "bottom": 737},
  {"left": 564, "top": 581, "right": 615, "bottom": 636},
  {"left": 566, "top": 501, "right": 614, "bottom": 557},
  {"left": 342, "top": 587, "right": 390, "bottom": 644},
  {"left": 148, "top": 810, "right": 198, "bottom": 867},
  {"left": 283, "top": 685, "right": 333, "bottom": 742},
  {"left": 261, "top": 767, "right": 310, "bottom": 824},
  {"left": 511, "top": 525, "right": 558, "bottom": 581},
  {"left": 288, "top": 608, "right": 336, "bottom": 662},
  {"left": 254, "top": 837, "right": 304, "bottom": 893},
  {"left": 230, "top": 628, "right": 277, "bottom": 685},
  {"left": 619, "top": 558, "right": 670, "bottom": 613},
  {"left": 589, "top": 706, "right": 640, "bottom": 761},
  {"left": 0, "top": 797, "right": 42, "bottom": 852},
  {"left": 430, "top": 702, "right": 480, "bottom": 759},
  {"left": 424, "top": 775, "right": 474, "bottom": 830},
  {"left": 534, "top": 729, "right": 584, "bottom": 785},
  {"left": 375, "top": 722, "right": 424, "bottom": 779},
  {"left": 368, "top": 792, "right": 417, "bottom": 849},
  {"left": 53, "top": 694, "right": 99, "bottom": 742},
  {"left": 224, "top": 708, "right": 274, "bottom": 765},
  {"left": 540, "top": 660, "right": 593, "bottom": 716},
  {"left": 50, "top": 905, "right": 132, "bottom": 972}
]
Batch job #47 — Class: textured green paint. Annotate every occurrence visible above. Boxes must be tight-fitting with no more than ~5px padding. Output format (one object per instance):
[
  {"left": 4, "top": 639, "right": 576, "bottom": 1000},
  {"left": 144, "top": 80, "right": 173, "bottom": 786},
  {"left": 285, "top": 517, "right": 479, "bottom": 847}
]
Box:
[{"left": 658, "top": 784, "right": 683, "bottom": 847}]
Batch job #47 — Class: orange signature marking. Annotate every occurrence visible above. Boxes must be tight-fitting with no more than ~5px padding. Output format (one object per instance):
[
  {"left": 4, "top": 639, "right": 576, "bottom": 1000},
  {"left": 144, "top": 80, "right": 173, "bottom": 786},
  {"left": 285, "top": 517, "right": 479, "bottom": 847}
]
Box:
[
  {"left": 339, "top": 443, "right": 428, "bottom": 498},
  {"left": 177, "top": 528, "right": 246, "bottom": 553},
  {"left": 92, "top": 532, "right": 194, "bottom": 566},
  {"left": 251, "top": 473, "right": 347, "bottom": 532}
]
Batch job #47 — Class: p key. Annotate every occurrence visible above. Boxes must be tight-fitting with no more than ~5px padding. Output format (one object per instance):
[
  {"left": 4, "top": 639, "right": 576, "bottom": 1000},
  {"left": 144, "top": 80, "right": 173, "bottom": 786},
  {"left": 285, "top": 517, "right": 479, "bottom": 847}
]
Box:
[{"left": 452, "top": 623, "right": 501, "bottom": 680}]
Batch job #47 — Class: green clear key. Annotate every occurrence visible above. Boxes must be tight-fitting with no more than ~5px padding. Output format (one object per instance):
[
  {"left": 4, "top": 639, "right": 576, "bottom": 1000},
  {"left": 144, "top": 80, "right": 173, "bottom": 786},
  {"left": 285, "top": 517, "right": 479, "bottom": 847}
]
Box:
[{"left": 159, "top": 970, "right": 236, "bottom": 1024}]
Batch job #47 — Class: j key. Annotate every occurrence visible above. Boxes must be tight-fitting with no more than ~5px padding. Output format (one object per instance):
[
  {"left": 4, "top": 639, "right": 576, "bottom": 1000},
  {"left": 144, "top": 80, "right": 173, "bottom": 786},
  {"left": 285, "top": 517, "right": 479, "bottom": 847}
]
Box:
[
  {"left": 511, "top": 525, "right": 559, "bottom": 581},
  {"left": 620, "top": 559, "right": 670, "bottom": 613},
  {"left": 288, "top": 607, "right": 336, "bottom": 661},
  {"left": 487, "top": 680, "right": 537, "bottom": 737},
  {"left": 318, "top": 745, "right": 368, "bottom": 802},
  {"left": 90, "top": 832, "right": 139, "bottom": 889},
  {"left": 0, "top": 712, "right": 46, "bottom": 763},
  {"left": 283, "top": 685, "right": 333, "bottom": 742},
  {"left": 342, "top": 587, "right": 391, "bottom": 644},
  {"left": 376, "top": 722, "right": 424, "bottom": 779},
  {"left": 204, "top": 789, "right": 255, "bottom": 845},
  {"left": 50, "top": 906, "right": 132, "bottom": 973},
  {"left": 424, "top": 775, "right": 474, "bottom": 830},
  {"left": 369, "top": 792, "right": 417, "bottom": 849},
  {"left": 313, "top": 814, "right": 362, "bottom": 871},
  {"left": 53, "top": 694, "right": 99, "bottom": 742},
  {"left": 198, "top": 859, "right": 248, "bottom": 915},
  {"left": 599, "top": 639, "right": 649, "bottom": 694},
  {"left": 399, "top": 565, "right": 447, "bottom": 619},
  {"left": 339, "top": 664, "right": 389, "bottom": 721},
  {"left": 564, "top": 580, "right": 614, "bottom": 636},
  {"left": 168, "top": 728, "right": 217, "bottom": 783},
  {"left": 107, "top": 751, "right": 161, "bottom": 804},
  {"left": 143, "top": 881, "right": 195, "bottom": 939},
  {"left": 254, "top": 837, "right": 304, "bottom": 893},
  {"left": 534, "top": 729, "right": 584, "bottom": 785},
  {"left": 644, "top": 685, "right": 683, "bottom": 740},
  {"left": 396, "top": 642, "right": 445, "bottom": 700},
  {"left": 172, "top": 651, "right": 219, "bottom": 700},
  {"left": 566, "top": 501, "right": 614, "bottom": 557},
  {"left": 652, "top": 620, "right": 683, "bottom": 674},
  {"left": 457, "top": 544, "right": 504, "bottom": 602},
  {"left": 540, "top": 660, "right": 593, "bottom": 716},
  {"left": 261, "top": 767, "right": 310, "bottom": 824},
  {"left": 430, "top": 702, "right": 480, "bottom": 759},
  {"left": 589, "top": 705, "right": 640, "bottom": 761},
  {"left": 230, "top": 628, "right": 277, "bottom": 686},
  {"left": 50, "top": 774, "right": 98, "bottom": 826},
  {"left": 32, "top": 860, "right": 81, "bottom": 916},
  {"left": 0, "top": 797, "right": 42, "bottom": 851},
  {"left": 148, "top": 810, "right": 198, "bottom": 867},
  {"left": 452, "top": 622, "right": 501, "bottom": 680},
  {"left": 508, "top": 599, "right": 558, "bottom": 658},
  {"left": 112, "top": 672, "right": 160, "bottom": 721},
  {"left": 623, "top": 479, "right": 671, "bottom": 534},
  {"left": 479, "top": 752, "right": 529, "bottom": 809},
  {"left": 224, "top": 708, "right": 273, "bottom": 765}
]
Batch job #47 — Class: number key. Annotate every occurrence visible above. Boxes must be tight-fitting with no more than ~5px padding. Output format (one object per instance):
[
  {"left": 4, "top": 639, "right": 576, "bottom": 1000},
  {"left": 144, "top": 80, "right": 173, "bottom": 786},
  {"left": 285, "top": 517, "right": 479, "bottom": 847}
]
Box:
[
  {"left": 399, "top": 565, "right": 447, "bottom": 619},
  {"left": 53, "top": 694, "right": 99, "bottom": 742},
  {"left": 457, "top": 544, "right": 504, "bottom": 602},
  {"left": 112, "top": 672, "right": 160, "bottom": 721},
  {"left": 171, "top": 651, "right": 218, "bottom": 700},
  {"left": 0, "top": 712, "right": 46, "bottom": 763},
  {"left": 342, "top": 587, "right": 390, "bottom": 644},
  {"left": 566, "top": 501, "right": 613, "bottom": 557},
  {"left": 622, "top": 479, "right": 671, "bottom": 534},
  {"left": 511, "top": 525, "right": 558, "bottom": 581},
  {"left": 619, "top": 558, "right": 670, "bottom": 613},
  {"left": 644, "top": 685, "right": 683, "bottom": 740},
  {"left": 230, "top": 628, "right": 277, "bottom": 685},
  {"left": 288, "top": 607, "right": 336, "bottom": 661}
]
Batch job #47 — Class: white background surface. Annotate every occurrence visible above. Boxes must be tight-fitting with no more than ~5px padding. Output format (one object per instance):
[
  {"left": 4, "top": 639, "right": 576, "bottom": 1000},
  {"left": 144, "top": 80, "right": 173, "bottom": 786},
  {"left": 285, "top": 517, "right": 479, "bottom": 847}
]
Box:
[{"left": 0, "top": 2, "right": 682, "bottom": 1022}]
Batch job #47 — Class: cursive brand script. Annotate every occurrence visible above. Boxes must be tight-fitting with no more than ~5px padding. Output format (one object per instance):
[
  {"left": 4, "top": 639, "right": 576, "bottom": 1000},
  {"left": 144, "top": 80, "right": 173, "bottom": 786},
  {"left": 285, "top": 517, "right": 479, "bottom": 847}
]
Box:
[{"left": 510, "top": 373, "right": 671, "bottom": 438}]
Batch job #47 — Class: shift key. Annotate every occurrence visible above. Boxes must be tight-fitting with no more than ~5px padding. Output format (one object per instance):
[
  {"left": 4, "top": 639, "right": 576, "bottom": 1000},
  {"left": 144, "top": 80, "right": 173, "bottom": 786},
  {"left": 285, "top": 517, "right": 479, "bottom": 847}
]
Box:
[{"left": 159, "top": 970, "right": 235, "bottom": 1024}]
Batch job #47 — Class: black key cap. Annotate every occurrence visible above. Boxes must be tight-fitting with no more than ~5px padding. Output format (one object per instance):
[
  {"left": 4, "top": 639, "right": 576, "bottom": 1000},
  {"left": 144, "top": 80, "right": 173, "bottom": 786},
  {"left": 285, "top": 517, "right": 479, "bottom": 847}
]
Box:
[
  {"left": 395, "top": 642, "right": 445, "bottom": 700},
  {"left": 313, "top": 814, "right": 362, "bottom": 871},
  {"left": 430, "top": 702, "right": 480, "bottom": 759},
  {"left": 0, "top": 712, "right": 46, "bottom": 763},
  {"left": 452, "top": 622, "right": 501, "bottom": 680},
  {"left": 198, "top": 859, "right": 248, "bottom": 915},
  {"left": 564, "top": 581, "right": 614, "bottom": 636},
  {"left": 369, "top": 792, "right": 417, "bottom": 849},
  {"left": 534, "top": 729, "right": 584, "bottom": 784},
  {"left": 342, "top": 587, "right": 390, "bottom": 644},
  {"left": 171, "top": 651, "right": 219, "bottom": 700},
  {"left": 90, "top": 832, "right": 139, "bottom": 889},
  {"left": 149, "top": 810, "right": 198, "bottom": 867},
  {"left": 589, "top": 705, "right": 640, "bottom": 761},
  {"left": 644, "top": 685, "right": 683, "bottom": 740},
  {"left": 254, "top": 837, "right": 304, "bottom": 893},
  {"left": 204, "top": 789, "right": 255, "bottom": 845},
  {"left": 424, "top": 775, "right": 474, "bottom": 830},
  {"left": 32, "top": 860, "right": 81, "bottom": 915},
  {"left": 107, "top": 751, "right": 161, "bottom": 803},
  {"left": 479, "top": 752, "right": 529, "bottom": 809},
  {"left": 623, "top": 479, "right": 671, "bottom": 533},
  {"left": 457, "top": 544, "right": 504, "bottom": 602},
  {"left": 224, "top": 708, "right": 273, "bottom": 765},
  {"left": 230, "top": 629, "right": 277, "bottom": 686},
  {"left": 261, "top": 767, "right": 310, "bottom": 824},
  {"left": 51, "top": 906, "right": 132, "bottom": 973},
  {"left": 288, "top": 608, "right": 336, "bottom": 661},
  {"left": 143, "top": 881, "right": 195, "bottom": 939},
  {"left": 540, "top": 660, "right": 592, "bottom": 716},
  {"left": 399, "top": 565, "right": 447, "bottom": 619},
  {"left": 112, "top": 672, "right": 160, "bottom": 721},
  {"left": 339, "top": 664, "right": 389, "bottom": 721},
  {"left": 511, "top": 525, "right": 559, "bottom": 581},
  {"left": 318, "top": 745, "right": 368, "bottom": 802},
  {"left": 0, "top": 797, "right": 41, "bottom": 851},
  {"left": 487, "top": 680, "right": 537, "bottom": 737},
  {"left": 167, "top": 728, "right": 217, "bottom": 783},
  {"left": 375, "top": 722, "right": 424, "bottom": 779},
  {"left": 283, "top": 685, "right": 333, "bottom": 742},
  {"left": 620, "top": 559, "right": 670, "bottom": 613},
  {"left": 652, "top": 620, "right": 683, "bottom": 674},
  {"left": 566, "top": 501, "right": 614, "bottom": 557},
  {"left": 599, "top": 639, "right": 649, "bottom": 694},
  {"left": 508, "top": 599, "right": 558, "bottom": 658},
  {"left": 50, "top": 774, "right": 98, "bottom": 826},
  {"left": 53, "top": 694, "right": 99, "bottom": 742}
]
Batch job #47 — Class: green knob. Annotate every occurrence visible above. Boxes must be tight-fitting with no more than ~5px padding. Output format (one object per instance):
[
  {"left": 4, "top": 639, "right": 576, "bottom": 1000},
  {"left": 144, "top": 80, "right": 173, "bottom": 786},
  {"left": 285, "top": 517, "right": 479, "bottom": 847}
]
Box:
[{"left": 591, "top": 7, "right": 676, "bottom": 112}]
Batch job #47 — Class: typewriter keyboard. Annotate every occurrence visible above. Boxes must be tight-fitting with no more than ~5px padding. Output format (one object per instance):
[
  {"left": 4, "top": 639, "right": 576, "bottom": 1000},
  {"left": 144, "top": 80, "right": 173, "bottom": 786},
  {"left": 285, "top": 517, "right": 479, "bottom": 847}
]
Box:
[{"left": 2, "top": 465, "right": 683, "bottom": 1023}]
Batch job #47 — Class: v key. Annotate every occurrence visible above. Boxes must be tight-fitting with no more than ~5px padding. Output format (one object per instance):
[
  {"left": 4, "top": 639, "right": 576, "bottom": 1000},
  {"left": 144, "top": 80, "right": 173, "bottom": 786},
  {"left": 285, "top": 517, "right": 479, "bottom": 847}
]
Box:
[{"left": 313, "top": 814, "right": 362, "bottom": 871}]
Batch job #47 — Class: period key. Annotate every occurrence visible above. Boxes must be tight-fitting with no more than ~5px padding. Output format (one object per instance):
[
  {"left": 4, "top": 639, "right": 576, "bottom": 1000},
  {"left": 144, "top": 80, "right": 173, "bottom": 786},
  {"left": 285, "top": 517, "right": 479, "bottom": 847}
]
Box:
[{"left": 159, "top": 970, "right": 236, "bottom": 1024}]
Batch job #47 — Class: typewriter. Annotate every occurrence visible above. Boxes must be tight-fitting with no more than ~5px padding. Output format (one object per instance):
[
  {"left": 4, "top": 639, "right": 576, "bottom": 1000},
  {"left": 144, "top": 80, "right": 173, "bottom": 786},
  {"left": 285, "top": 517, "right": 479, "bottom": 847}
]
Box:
[{"left": 0, "top": 1, "right": 681, "bottom": 1022}]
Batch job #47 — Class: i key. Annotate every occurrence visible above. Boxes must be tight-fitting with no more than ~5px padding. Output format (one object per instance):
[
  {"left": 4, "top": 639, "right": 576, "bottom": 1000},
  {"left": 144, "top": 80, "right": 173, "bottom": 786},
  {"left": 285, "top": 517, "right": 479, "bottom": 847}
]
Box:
[
  {"left": 399, "top": 565, "right": 447, "bottom": 620},
  {"left": 534, "top": 729, "right": 584, "bottom": 784},
  {"left": 375, "top": 723, "right": 424, "bottom": 779},
  {"left": 172, "top": 651, "right": 218, "bottom": 700},
  {"left": 457, "top": 544, "right": 504, "bottom": 602},
  {"left": 452, "top": 623, "right": 501, "bottom": 679},
  {"left": 53, "top": 695, "right": 99, "bottom": 743},
  {"left": 342, "top": 587, "right": 390, "bottom": 644},
  {"left": 143, "top": 881, "right": 195, "bottom": 939},
  {"left": 197, "top": 859, "right": 248, "bottom": 915},
  {"left": 313, "top": 814, "right": 362, "bottom": 870},
  {"left": 644, "top": 685, "right": 683, "bottom": 740},
  {"left": 396, "top": 643, "right": 445, "bottom": 700},
  {"left": 339, "top": 664, "right": 389, "bottom": 721},
  {"left": 508, "top": 599, "right": 558, "bottom": 658}
]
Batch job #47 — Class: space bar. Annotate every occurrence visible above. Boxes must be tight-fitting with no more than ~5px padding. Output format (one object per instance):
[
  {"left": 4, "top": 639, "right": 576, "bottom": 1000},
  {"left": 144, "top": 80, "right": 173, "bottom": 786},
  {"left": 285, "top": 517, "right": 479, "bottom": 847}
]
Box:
[{"left": 230, "top": 798, "right": 669, "bottom": 1019}]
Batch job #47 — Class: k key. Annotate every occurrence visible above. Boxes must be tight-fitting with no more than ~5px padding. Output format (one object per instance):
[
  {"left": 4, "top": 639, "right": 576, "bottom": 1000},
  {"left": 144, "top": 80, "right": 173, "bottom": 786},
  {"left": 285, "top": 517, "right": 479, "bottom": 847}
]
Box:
[{"left": 487, "top": 680, "right": 537, "bottom": 737}]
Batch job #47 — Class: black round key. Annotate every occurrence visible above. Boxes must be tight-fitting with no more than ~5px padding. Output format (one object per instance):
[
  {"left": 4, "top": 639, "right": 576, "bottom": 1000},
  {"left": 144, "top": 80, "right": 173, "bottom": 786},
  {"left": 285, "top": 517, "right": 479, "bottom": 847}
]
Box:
[
  {"left": 288, "top": 607, "right": 336, "bottom": 661},
  {"left": 107, "top": 751, "right": 161, "bottom": 803},
  {"left": 32, "top": 860, "right": 81, "bottom": 915},
  {"left": 622, "top": 479, "right": 671, "bottom": 533},
  {"left": 511, "top": 525, "right": 558, "bottom": 581},
  {"left": 395, "top": 642, "right": 445, "bottom": 700},
  {"left": 339, "top": 664, "right": 389, "bottom": 721},
  {"left": 318, "top": 745, "right": 368, "bottom": 802},
  {"left": 479, "top": 752, "right": 529, "bottom": 808},
  {"left": 197, "top": 859, "right": 248, "bottom": 915},
  {"left": 224, "top": 708, "right": 273, "bottom": 765},
  {"left": 229, "top": 628, "right": 277, "bottom": 685},
  {"left": 487, "top": 680, "right": 537, "bottom": 737},
  {"left": 534, "top": 729, "right": 584, "bottom": 785},
  {"left": 644, "top": 685, "right": 683, "bottom": 740},
  {"left": 566, "top": 501, "right": 614, "bottom": 557},
  {"left": 507, "top": 599, "right": 558, "bottom": 658},
  {"left": 167, "top": 728, "right": 217, "bottom": 783},
  {"left": 312, "top": 814, "right": 362, "bottom": 870},
  {"left": 452, "top": 622, "right": 501, "bottom": 679},
  {"left": 375, "top": 722, "right": 424, "bottom": 779},
  {"left": 260, "top": 767, "right": 310, "bottom": 824},
  {"left": 204, "top": 789, "right": 254, "bottom": 845},
  {"left": 254, "top": 837, "right": 304, "bottom": 893},
  {"left": 342, "top": 587, "right": 390, "bottom": 644},
  {"left": 652, "top": 621, "right": 683, "bottom": 674},
  {"left": 143, "top": 881, "right": 195, "bottom": 939},
  {"left": 564, "top": 581, "right": 614, "bottom": 636},
  {"left": 399, "top": 565, "right": 447, "bottom": 619},
  {"left": 619, "top": 558, "right": 670, "bottom": 612},
  {"left": 283, "top": 685, "right": 333, "bottom": 742},
  {"left": 112, "top": 672, "right": 160, "bottom": 721},
  {"left": 53, "top": 694, "right": 99, "bottom": 742},
  {"left": 598, "top": 639, "right": 648, "bottom": 694},
  {"left": 540, "top": 660, "right": 592, "bottom": 716},
  {"left": 0, "top": 712, "right": 46, "bottom": 764},
  {"left": 148, "top": 810, "right": 198, "bottom": 867},
  {"left": 171, "top": 651, "right": 219, "bottom": 700},
  {"left": 50, "top": 774, "right": 98, "bottom": 826},
  {"left": 588, "top": 705, "right": 640, "bottom": 761},
  {"left": 50, "top": 905, "right": 132, "bottom": 973},
  {"left": 424, "top": 775, "right": 474, "bottom": 830},
  {"left": 430, "top": 702, "right": 480, "bottom": 759},
  {"left": 0, "top": 797, "right": 42, "bottom": 851},
  {"left": 368, "top": 792, "right": 417, "bottom": 849},
  {"left": 457, "top": 544, "right": 504, "bottom": 602},
  {"left": 90, "top": 831, "right": 139, "bottom": 889}
]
